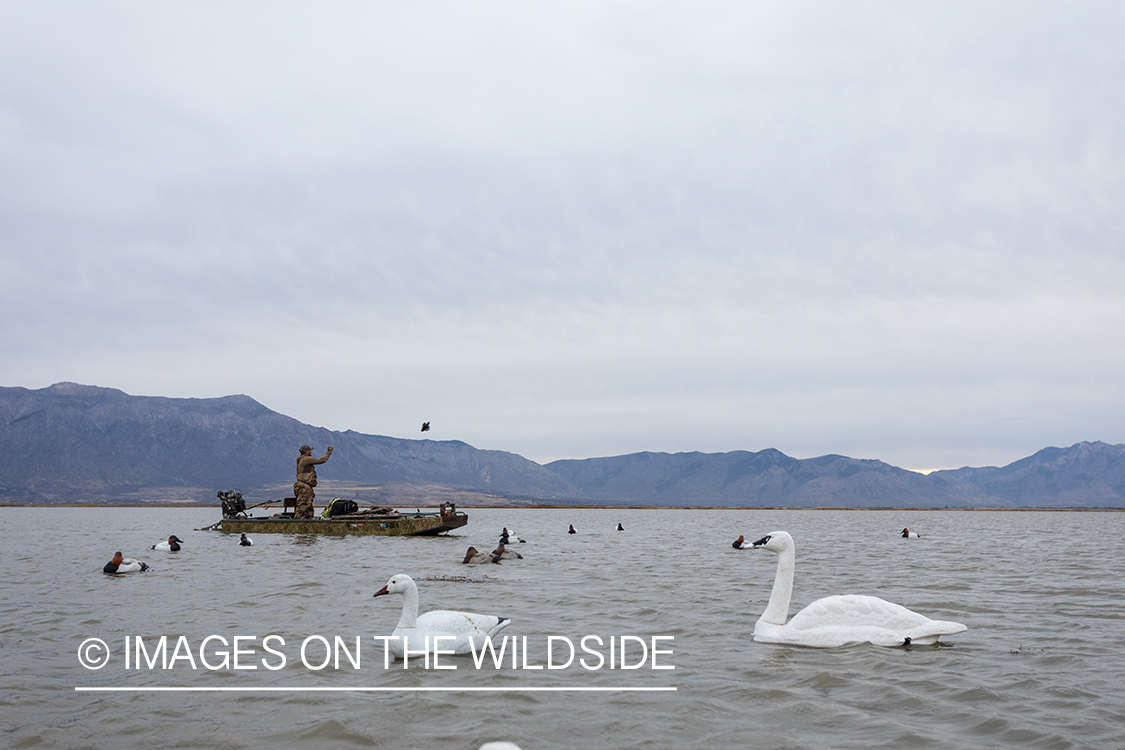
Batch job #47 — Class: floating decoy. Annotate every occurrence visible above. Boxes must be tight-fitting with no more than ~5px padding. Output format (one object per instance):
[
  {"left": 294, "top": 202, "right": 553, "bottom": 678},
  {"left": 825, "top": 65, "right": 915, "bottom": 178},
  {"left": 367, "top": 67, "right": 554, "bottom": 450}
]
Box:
[
  {"left": 748, "top": 531, "right": 967, "bottom": 647},
  {"left": 151, "top": 535, "right": 183, "bottom": 552},
  {"left": 103, "top": 551, "right": 149, "bottom": 574},
  {"left": 373, "top": 574, "right": 510, "bottom": 658},
  {"left": 463, "top": 546, "right": 502, "bottom": 564}
]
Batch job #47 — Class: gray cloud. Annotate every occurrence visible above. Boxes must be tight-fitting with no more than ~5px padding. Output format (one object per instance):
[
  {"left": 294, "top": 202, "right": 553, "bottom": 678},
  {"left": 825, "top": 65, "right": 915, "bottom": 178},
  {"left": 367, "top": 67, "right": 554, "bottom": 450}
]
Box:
[{"left": 3, "top": 2, "right": 1123, "bottom": 470}]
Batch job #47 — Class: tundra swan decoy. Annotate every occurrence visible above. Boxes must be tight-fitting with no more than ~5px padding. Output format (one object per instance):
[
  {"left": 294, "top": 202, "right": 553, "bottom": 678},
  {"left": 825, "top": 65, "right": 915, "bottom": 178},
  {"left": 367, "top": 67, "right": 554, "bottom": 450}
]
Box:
[
  {"left": 749, "top": 531, "right": 966, "bottom": 647},
  {"left": 103, "top": 551, "right": 149, "bottom": 574},
  {"left": 373, "top": 574, "right": 510, "bottom": 658},
  {"left": 463, "top": 546, "right": 501, "bottom": 564},
  {"left": 239, "top": 533, "right": 253, "bottom": 546},
  {"left": 491, "top": 543, "right": 523, "bottom": 560},
  {"left": 151, "top": 535, "right": 183, "bottom": 552},
  {"left": 902, "top": 528, "right": 920, "bottom": 538}
]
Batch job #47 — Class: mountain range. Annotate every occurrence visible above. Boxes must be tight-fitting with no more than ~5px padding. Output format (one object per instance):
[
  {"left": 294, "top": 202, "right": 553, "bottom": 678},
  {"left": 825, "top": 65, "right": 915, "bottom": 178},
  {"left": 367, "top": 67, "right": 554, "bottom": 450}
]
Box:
[{"left": 2, "top": 383, "right": 1123, "bottom": 508}]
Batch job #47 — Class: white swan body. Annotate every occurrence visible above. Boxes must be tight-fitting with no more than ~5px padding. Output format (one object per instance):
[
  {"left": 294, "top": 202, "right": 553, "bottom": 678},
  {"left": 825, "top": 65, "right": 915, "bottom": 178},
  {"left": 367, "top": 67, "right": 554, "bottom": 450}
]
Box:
[
  {"left": 103, "top": 552, "right": 149, "bottom": 574},
  {"left": 373, "top": 574, "right": 510, "bottom": 658},
  {"left": 750, "top": 531, "right": 966, "bottom": 648},
  {"left": 151, "top": 535, "right": 183, "bottom": 552},
  {"left": 902, "top": 528, "right": 920, "bottom": 538}
]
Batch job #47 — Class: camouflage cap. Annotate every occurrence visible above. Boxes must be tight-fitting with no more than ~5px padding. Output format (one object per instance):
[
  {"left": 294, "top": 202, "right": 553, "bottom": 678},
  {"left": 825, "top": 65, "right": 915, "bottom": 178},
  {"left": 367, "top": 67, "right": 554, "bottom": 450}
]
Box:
[{"left": 299, "top": 444, "right": 313, "bottom": 453}]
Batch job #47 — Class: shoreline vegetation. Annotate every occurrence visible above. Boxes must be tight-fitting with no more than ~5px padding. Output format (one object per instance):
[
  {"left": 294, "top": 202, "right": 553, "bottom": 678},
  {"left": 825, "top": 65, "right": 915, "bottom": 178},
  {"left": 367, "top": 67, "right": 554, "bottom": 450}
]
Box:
[{"left": 2, "top": 503, "right": 1122, "bottom": 511}]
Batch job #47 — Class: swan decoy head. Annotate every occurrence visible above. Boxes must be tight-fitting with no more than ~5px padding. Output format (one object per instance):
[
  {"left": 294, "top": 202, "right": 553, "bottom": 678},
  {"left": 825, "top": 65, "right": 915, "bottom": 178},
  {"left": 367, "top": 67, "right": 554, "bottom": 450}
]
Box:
[
  {"left": 751, "top": 531, "right": 793, "bottom": 552},
  {"left": 373, "top": 574, "right": 414, "bottom": 598}
]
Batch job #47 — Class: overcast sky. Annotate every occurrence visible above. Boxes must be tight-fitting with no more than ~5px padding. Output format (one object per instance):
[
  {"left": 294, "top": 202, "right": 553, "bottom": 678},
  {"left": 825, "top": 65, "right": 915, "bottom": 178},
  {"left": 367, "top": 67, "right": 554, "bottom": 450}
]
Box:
[{"left": 2, "top": 2, "right": 1123, "bottom": 471}]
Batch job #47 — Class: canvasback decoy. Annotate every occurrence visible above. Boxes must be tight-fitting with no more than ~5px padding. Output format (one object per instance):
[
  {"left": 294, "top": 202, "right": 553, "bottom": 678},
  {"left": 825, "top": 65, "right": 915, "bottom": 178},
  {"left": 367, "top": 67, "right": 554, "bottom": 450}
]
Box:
[
  {"left": 239, "top": 533, "right": 253, "bottom": 546},
  {"left": 617, "top": 523, "right": 625, "bottom": 531},
  {"left": 151, "top": 535, "right": 183, "bottom": 552},
  {"left": 748, "top": 531, "right": 966, "bottom": 647},
  {"left": 373, "top": 574, "right": 510, "bottom": 658},
  {"left": 491, "top": 543, "right": 523, "bottom": 560},
  {"left": 568, "top": 524, "right": 576, "bottom": 534},
  {"left": 902, "top": 528, "right": 920, "bottom": 538},
  {"left": 463, "top": 546, "right": 501, "bottom": 564},
  {"left": 499, "top": 528, "right": 525, "bottom": 544},
  {"left": 103, "top": 551, "right": 149, "bottom": 574},
  {"left": 732, "top": 535, "right": 750, "bottom": 549}
]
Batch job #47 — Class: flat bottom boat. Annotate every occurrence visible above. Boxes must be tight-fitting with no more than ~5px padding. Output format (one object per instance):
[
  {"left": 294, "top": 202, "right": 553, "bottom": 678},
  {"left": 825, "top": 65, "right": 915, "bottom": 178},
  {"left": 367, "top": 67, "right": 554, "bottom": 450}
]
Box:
[{"left": 219, "top": 501, "right": 468, "bottom": 537}]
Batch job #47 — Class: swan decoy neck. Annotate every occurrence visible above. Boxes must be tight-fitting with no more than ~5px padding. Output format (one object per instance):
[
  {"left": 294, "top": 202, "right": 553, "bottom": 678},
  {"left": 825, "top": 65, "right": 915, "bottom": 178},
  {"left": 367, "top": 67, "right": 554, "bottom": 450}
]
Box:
[{"left": 373, "top": 574, "right": 420, "bottom": 627}]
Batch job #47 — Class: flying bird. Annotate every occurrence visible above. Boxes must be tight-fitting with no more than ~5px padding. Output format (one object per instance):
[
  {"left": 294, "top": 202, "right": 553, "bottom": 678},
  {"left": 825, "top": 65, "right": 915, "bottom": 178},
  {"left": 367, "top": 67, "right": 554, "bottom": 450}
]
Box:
[{"left": 421, "top": 422, "right": 430, "bottom": 432}]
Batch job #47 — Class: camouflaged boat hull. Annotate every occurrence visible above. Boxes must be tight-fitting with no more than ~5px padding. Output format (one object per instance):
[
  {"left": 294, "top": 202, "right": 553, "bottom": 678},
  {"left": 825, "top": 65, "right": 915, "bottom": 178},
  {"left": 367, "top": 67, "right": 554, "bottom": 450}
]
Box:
[{"left": 220, "top": 511, "right": 467, "bottom": 536}]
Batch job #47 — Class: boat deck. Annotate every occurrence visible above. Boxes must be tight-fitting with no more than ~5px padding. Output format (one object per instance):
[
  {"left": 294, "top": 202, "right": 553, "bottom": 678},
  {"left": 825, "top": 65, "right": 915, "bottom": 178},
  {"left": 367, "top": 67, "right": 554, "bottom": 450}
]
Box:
[{"left": 219, "top": 503, "right": 468, "bottom": 536}]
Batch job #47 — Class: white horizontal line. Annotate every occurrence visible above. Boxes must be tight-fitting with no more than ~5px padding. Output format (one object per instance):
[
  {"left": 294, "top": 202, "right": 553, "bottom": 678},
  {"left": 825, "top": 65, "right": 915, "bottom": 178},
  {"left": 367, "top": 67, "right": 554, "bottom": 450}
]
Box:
[{"left": 75, "top": 686, "right": 676, "bottom": 693}]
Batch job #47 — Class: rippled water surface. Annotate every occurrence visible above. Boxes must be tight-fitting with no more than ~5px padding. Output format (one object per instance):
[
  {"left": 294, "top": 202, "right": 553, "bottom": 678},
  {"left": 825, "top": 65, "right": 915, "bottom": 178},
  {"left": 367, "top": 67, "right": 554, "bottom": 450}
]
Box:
[{"left": 2, "top": 506, "right": 1124, "bottom": 749}]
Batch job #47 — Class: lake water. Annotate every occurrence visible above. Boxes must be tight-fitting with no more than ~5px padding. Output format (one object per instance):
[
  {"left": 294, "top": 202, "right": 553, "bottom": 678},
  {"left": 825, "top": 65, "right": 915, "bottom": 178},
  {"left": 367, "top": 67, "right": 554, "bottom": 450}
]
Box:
[{"left": 2, "top": 506, "right": 1124, "bottom": 749}]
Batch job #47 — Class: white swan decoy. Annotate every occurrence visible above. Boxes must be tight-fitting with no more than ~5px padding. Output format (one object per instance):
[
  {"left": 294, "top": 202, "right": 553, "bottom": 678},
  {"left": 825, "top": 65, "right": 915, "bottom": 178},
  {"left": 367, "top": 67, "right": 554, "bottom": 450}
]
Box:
[
  {"left": 463, "top": 546, "right": 501, "bottom": 564},
  {"left": 151, "top": 535, "right": 183, "bottom": 552},
  {"left": 902, "top": 528, "right": 920, "bottom": 538},
  {"left": 732, "top": 535, "right": 751, "bottom": 549},
  {"left": 103, "top": 551, "right": 149, "bottom": 574},
  {"left": 491, "top": 543, "right": 523, "bottom": 560},
  {"left": 749, "top": 531, "right": 966, "bottom": 647},
  {"left": 239, "top": 533, "right": 253, "bottom": 546},
  {"left": 373, "top": 574, "right": 511, "bottom": 658}
]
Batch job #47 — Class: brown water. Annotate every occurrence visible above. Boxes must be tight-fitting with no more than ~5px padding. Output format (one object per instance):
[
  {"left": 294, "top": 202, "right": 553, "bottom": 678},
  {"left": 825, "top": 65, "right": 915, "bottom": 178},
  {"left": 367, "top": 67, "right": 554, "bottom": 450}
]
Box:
[{"left": 2, "top": 506, "right": 1124, "bottom": 749}]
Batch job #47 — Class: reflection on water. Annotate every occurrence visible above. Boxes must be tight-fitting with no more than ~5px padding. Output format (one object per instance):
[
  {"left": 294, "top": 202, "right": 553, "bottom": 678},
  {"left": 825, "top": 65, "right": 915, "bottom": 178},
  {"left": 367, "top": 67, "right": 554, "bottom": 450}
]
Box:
[{"left": 2, "top": 506, "right": 1124, "bottom": 749}]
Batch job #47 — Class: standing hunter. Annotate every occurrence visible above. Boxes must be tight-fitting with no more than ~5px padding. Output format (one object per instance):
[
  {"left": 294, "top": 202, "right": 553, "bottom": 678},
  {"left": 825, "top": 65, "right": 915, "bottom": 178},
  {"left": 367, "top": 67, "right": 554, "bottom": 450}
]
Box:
[{"left": 294, "top": 444, "right": 333, "bottom": 519}]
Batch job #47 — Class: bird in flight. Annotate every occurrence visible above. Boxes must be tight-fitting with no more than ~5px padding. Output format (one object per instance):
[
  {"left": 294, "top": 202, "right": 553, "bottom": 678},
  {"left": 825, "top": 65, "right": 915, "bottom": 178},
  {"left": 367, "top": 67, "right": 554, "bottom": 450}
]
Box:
[{"left": 421, "top": 422, "right": 430, "bottom": 432}]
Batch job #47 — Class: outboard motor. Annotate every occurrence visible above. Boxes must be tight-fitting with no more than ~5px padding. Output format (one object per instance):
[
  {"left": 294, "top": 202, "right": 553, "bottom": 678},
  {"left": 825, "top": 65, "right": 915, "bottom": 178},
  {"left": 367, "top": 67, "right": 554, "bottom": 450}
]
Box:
[{"left": 218, "top": 489, "right": 247, "bottom": 518}]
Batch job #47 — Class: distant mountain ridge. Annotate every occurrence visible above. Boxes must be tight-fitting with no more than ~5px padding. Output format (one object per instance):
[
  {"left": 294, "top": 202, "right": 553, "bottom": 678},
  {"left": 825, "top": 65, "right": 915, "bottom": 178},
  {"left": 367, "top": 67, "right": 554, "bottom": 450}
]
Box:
[
  {"left": 545, "top": 442, "right": 1125, "bottom": 508},
  {"left": 1, "top": 383, "right": 1123, "bottom": 507},
  {"left": 0, "top": 383, "right": 573, "bottom": 504}
]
